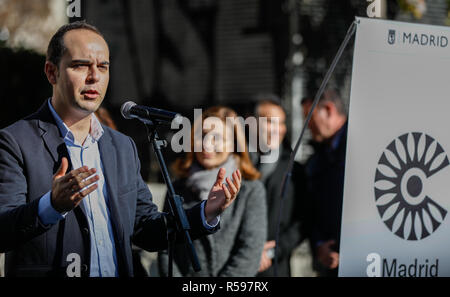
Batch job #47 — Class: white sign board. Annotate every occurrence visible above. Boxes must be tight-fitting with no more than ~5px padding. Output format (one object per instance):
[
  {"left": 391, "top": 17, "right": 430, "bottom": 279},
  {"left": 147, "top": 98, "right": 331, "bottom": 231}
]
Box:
[{"left": 339, "top": 17, "right": 450, "bottom": 277}]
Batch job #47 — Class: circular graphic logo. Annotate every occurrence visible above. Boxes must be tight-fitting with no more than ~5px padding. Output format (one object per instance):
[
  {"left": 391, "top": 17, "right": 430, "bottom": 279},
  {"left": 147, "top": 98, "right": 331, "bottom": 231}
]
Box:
[{"left": 374, "top": 132, "right": 449, "bottom": 240}]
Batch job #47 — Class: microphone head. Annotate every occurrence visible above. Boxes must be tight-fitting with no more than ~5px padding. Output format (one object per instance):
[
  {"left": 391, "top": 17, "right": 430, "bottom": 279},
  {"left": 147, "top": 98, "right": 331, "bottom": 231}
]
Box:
[{"left": 121, "top": 101, "right": 137, "bottom": 119}]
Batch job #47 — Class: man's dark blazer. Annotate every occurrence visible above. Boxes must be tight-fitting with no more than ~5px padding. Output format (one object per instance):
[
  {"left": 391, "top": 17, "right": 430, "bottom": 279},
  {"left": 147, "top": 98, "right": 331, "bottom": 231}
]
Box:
[
  {"left": 0, "top": 101, "right": 216, "bottom": 277},
  {"left": 304, "top": 123, "right": 347, "bottom": 277}
]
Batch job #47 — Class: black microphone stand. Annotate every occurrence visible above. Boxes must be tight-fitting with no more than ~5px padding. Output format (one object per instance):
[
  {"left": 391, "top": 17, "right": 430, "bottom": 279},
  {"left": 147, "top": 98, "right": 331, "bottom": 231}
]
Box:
[{"left": 143, "top": 119, "right": 201, "bottom": 276}]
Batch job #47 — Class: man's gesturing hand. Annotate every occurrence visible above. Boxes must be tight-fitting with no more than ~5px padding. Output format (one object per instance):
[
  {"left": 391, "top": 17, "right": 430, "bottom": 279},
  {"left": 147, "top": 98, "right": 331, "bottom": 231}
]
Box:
[
  {"left": 51, "top": 157, "right": 100, "bottom": 213},
  {"left": 204, "top": 168, "right": 241, "bottom": 224}
]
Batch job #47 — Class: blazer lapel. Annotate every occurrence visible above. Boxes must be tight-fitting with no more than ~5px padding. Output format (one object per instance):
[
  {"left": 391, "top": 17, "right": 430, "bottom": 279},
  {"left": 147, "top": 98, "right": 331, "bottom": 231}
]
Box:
[
  {"left": 98, "top": 130, "right": 125, "bottom": 244},
  {"left": 37, "top": 102, "right": 66, "bottom": 164}
]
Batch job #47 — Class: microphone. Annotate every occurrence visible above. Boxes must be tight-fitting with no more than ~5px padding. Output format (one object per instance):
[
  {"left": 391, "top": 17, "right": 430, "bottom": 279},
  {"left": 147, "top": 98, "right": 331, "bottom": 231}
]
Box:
[{"left": 121, "top": 101, "right": 183, "bottom": 125}]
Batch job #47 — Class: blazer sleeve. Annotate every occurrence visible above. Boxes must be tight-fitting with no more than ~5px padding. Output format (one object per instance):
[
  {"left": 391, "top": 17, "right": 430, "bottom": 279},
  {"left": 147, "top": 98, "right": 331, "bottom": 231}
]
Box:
[{"left": 0, "top": 129, "right": 51, "bottom": 252}]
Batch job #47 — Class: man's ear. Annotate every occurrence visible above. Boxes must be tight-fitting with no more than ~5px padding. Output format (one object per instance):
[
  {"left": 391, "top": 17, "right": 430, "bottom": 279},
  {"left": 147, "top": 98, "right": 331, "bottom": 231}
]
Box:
[
  {"left": 44, "top": 61, "right": 58, "bottom": 85},
  {"left": 322, "top": 101, "right": 337, "bottom": 118}
]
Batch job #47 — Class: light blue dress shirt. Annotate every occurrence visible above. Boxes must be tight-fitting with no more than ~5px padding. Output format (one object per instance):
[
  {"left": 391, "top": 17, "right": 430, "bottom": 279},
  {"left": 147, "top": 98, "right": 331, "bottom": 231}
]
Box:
[
  {"left": 40, "top": 100, "right": 118, "bottom": 276},
  {"left": 38, "top": 99, "right": 219, "bottom": 277}
]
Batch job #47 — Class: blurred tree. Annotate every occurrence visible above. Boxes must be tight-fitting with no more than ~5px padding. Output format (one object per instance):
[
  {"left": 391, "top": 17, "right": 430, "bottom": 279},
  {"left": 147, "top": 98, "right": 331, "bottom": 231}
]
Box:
[
  {"left": 397, "top": 0, "right": 427, "bottom": 19},
  {"left": 0, "top": 0, "right": 67, "bottom": 53}
]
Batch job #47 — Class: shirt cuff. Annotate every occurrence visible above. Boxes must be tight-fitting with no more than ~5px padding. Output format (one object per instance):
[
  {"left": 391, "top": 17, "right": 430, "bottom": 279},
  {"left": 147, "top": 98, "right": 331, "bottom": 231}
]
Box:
[
  {"left": 200, "top": 200, "right": 220, "bottom": 229},
  {"left": 38, "top": 191, "right": 67, "bottom": 226}
]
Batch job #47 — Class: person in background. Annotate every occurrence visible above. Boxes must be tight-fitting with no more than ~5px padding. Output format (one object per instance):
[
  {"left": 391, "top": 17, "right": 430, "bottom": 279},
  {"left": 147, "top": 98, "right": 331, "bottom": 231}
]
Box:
[
  {"left": 250, "top": 95, "right": 307, "bottom": 277},
  {"left": 301, "top": 89, "right": 348, "bottom": 277},
  {"left": 158, "top": 106, "right": 267, "bottom": 276}
]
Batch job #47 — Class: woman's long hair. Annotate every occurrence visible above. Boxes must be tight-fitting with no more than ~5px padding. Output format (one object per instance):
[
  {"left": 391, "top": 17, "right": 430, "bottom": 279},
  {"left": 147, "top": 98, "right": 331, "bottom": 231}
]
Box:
[{"left": 172, "top": 106, "right": 260, "bottom": 181}]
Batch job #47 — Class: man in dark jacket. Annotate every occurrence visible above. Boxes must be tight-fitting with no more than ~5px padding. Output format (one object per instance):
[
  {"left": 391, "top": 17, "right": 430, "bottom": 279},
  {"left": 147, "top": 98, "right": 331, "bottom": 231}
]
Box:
[
  {"left": 0, "top": 21, "right": 241, "bottom": 277},
  {"left": 250, "top": 96, "right": 307, "bottom": 277},
  {"left": 301, "top": 89, "right": 348, "bottom": 277}
]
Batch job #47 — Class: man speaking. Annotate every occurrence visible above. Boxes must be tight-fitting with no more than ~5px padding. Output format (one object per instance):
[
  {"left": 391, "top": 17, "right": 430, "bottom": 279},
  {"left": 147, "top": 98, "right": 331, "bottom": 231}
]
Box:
[{"left": 0, "top": 21, "right": 241, "bottom": 277}]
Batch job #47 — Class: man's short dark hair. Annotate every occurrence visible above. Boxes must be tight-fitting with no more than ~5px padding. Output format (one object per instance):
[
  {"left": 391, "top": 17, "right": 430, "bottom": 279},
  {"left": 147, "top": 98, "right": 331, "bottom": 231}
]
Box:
[
  {"left": 301, "top": 89, "right": 347, "bottom": 116},
  {"left": 253, "top": 93, "right": 286, "bottom": 117},
  {"left": 46, "top": 20, "right": 105, "bottom": 67}
]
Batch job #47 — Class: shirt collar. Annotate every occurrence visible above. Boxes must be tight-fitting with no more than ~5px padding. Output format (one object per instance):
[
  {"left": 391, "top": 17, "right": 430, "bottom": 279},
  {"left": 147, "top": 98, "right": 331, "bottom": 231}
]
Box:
[{"left": 47, "top": 98, "right": 104, "bottom": 144}]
